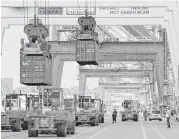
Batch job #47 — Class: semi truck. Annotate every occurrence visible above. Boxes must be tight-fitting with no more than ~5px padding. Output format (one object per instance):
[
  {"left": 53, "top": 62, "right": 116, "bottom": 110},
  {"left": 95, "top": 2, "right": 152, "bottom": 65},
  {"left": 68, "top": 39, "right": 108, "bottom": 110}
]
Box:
[
  {"left": 91, "top": 99, "right": 104, "bottom": 123},
  {"left": 28, "top": 88, "right": 76, "bottom": 137},
  {"left": 1, "top": 93, "right": 29, "bottom": 131},
  {"left": 121, "top": 100, "right": 139, "bottom": 121},
  {"left": 75, "top": 96, "right": 100, "bottom": 126}
]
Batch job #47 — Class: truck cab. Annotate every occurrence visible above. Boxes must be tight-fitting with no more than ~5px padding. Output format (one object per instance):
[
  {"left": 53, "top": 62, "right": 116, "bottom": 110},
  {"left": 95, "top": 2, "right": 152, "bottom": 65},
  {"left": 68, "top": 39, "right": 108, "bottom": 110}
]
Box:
[
  {"left": 91, "top": 99, "right": 104, "bottom": 123},
  {"left": 28, "top": 88, "right": 75, "bottom": 137},
  {"left": 121, "top": 100, "right": 139, "bottom": 121},
  {"left": 1, "top": 93, "right": 28, "bottom": 131},
  {"left": 75, "top": 96, "right": 100, "bottom": 126}
]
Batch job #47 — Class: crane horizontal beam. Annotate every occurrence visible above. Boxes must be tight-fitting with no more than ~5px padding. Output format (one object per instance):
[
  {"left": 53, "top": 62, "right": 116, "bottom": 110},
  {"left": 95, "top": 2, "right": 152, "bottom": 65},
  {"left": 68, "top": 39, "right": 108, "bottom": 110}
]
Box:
[
  {"left": 80, "top": 69, "right": 151, "bottom": 77},
  {"left": 99, "top": 83, "right": 142, "bottom": 89},
  {"left": 1, "top": 2, "right": 167, "bottom": 26},
  {"left": 99, "top": 82, "right": 142, "bottom": 86},
  {"left": 103, "top": 86, "right": 141, "bottom": 89},
  {"left": 51, "top": 41, "right": 161, "bottom": 61}
]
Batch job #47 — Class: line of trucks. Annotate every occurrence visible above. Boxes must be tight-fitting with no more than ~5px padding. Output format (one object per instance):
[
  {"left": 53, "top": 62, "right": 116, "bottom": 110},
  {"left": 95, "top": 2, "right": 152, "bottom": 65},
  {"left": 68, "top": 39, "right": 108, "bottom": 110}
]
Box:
[{"left": 1, "top": 88, "right": 105, "bottom": 137}]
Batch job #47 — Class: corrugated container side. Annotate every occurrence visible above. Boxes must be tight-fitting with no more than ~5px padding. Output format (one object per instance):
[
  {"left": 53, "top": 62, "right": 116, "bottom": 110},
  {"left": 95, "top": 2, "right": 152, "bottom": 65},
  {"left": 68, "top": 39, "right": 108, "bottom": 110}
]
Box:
[
  {"left": 20, "top": 55, "right": 52, "bottom": 86},
  {"left": 76, "top": 40, "right": 98, "bottom": 65}
]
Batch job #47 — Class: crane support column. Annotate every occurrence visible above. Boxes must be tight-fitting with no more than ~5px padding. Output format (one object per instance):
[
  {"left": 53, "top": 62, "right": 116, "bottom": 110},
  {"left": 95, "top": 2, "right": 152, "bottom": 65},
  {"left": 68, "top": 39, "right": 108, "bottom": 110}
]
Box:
[
  {"left": 79, "top": 73, "right": 87, "bottom": 96},
  {"left": 164, "top": 10, "right": 179, "bottom": 97},
  {"left": 155, "top": 40, "right": 165, "bottom": 104},
  {"left": 51, "top": 25, "right": 64, "bottom": 88},
  {"left": 52, "top": 55, "right": 64, "bottom": 88},
  {"left": 149, "top": 72, "right": 155, "bottom": 103}
]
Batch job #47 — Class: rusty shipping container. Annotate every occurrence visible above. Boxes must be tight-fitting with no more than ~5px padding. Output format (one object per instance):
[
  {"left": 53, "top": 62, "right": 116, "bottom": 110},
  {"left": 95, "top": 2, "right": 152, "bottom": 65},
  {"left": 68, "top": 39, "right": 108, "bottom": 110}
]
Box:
[
  {"left": 76, "top": 40, "right": 99, "bottom": 65},
  {"left": 20, "top": 55, "right": 52, "bottom": 86}
]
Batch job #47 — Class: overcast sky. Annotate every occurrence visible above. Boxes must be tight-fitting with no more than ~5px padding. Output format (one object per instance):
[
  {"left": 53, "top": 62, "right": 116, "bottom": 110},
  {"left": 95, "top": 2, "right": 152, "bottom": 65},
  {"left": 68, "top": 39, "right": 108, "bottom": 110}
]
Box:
[{"left": 1, "top": 26, "right": 98, "bottom": 89}]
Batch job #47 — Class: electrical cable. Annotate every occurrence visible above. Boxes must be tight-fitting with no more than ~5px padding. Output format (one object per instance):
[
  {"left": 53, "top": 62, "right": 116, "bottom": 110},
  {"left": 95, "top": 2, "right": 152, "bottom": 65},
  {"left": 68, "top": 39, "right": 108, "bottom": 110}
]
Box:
[
  {"left": 23, "top": 0, "right": 26, "bottom": 26},
  {"left": 48, "top": 0, "right": 49, "bottom": 42},
  {"left": 27, "top": 0, "right": 29, "bottom": 24},
  {"left": 45, "top": 0, "right": 47, "bottom": 26},
  {"left": 34, "top": 0, "right": 37, "bottom": 25}
]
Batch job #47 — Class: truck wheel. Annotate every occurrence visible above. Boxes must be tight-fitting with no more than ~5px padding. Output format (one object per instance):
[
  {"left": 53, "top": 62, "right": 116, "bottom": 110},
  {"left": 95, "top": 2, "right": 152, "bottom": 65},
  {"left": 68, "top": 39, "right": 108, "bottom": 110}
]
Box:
[
  {"left": 57, "top": 124, "right": 61, "bottom": 137},
  {"left": 149, "top": 119, "right": 152, "bottom": 121},
  {"left": 71, "top": 122, "right": 75, "bottom": 134},
  {"left": 101, "top": 117, "right": 104, "bottom": 123},
  {"left": 25, "top": 122, "right": 28, "bottom": 130},
  {"left": 28, "top": 123, "right": 33, "bottom": 137},
  {"left": 134, "top": 116, "right": 138, "bottom": 121},
  {"left": 12, "top": 120, "right": 20, "bottom": 132},
  {"left": 12, "top": 121, "right": 16, "bottom": 132},
  {"left": 22, "top": 122, "right": 28, "bottom": 130},
  {"left": 96, "top": 118, "right": 99, "bottom": 125},
  {"left": 15, "top": 120, "right": 21, "bottom": 132},
  {"left": 59, "top": 122, "right": 67, "bottom": 137},
  {"left": 32, "top": 130, "right": 38, "bottom": 137},
  {"left": 159, "top": 119, "right": 162, "bottom": 121},
  {"left": 91, "top": 118, "right": 96, "bottom": 126},
  {"left": 75, "top": 122, "right": 79, "bottom": 126}
]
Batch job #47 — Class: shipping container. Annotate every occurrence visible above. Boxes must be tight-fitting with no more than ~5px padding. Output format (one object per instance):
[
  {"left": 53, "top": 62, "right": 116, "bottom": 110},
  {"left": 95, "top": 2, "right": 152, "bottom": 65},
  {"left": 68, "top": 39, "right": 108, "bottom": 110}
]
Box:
[
  {"left": 76, "top": 40, "right": 99, "bottom": 65},
  {"left": 20, "top": 55, "right": 52, "bottom": 86}
]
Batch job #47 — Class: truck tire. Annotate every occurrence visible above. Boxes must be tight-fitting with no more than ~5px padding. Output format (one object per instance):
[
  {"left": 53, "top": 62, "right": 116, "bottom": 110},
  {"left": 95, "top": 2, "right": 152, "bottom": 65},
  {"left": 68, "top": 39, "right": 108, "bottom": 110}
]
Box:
[
  {"left": 59, "top": 122, "right": 67, "bottom": 137},
  {"left": 57, "top": 124, "right": 61, "bottom": 137},
  {"left": 159, "top": 119, "right": 162, "bottom": 121},
  {"left": 75, "top": 122, "right": 79, "bottom": 126},
  {"left": 22, "top": 122, "right": 28, "bottom": 130},
  {"left": 101, "top": 117, "right": 104, "bottom": 123},
  {"left": 12, "top": 120, "right": 20, "bottom": 132},
  {"left": 15, "top": 120, "right": 21, "bottom": 132},
  {"left": 28, "top": 123, "right": 33, "bottom": 137},
  {"left": 71, "top": 122, "right": 75, "bottom": 134},
  {"left": 96, "top": 117, "right": 99, "bottom": 125},
  {"left": 91, "top": 118, "right": 96, "bottom": 126},
  {"left": 32, "top": 130, "right": 38, "bottom": 137},
  {"left": 122, "top": 116, "right": 125, "bottom": 121},
  {"left": 12, "top": 121, "right": 16, "bottom": 132}
]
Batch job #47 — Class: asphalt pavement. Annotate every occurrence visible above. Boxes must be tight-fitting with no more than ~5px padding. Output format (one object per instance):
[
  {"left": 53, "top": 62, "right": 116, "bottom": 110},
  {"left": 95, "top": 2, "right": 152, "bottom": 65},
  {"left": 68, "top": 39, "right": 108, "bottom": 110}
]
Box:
[{"left": 1, "top": 114, "right": 179, "bottom": 139}]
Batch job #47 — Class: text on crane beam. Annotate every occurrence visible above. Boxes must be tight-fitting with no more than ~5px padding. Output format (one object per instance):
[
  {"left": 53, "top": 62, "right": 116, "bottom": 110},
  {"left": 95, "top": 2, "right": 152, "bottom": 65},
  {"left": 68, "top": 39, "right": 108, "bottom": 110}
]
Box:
[
  {"left": 66, "top": 8, "right": 96, "bottom": 15},
  {"left": 99, "top": 7, "right": 150, "bottom": 15},
  {"left": 38, "top": 7, "right": 63, "bottom": 15}
]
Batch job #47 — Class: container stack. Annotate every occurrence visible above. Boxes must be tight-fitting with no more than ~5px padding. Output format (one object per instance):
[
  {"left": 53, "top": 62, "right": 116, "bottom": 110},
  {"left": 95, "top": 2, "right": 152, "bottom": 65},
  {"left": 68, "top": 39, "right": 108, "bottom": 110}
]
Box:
[
  {"left": 76, "top": 40, "right": 99, "bottom": 66},
  {"left": 20, "top": 55, "right": 52, "bottom": 86}
]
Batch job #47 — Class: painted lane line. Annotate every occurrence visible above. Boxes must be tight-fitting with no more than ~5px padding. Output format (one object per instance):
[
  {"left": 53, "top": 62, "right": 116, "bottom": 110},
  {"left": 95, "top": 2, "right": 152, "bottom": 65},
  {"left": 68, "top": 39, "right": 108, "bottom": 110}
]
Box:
[
  {"left": 1, "top": 132, "right": 27, "bottom": 138},
  {"left": 140, "top": 121, "right": 148, "bottom": 139},
  {"left": 66, "top": 127, "right": 98, "bottom": 139},
  {"left": 86, "top": 127, "right": 109, "bottom": 139},
  {"left": 153, "top": 128, "right": 167, "bottom": 139}
]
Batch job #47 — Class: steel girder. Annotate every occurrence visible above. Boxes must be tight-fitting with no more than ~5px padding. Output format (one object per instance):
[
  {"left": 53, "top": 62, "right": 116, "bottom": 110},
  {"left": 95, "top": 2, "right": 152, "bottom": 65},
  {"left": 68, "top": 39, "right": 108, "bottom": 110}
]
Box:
[
  {"left": 80, "top": 69, "right": 151, "bottom": 77},
  {"left": 50, "top": 41, "right": 161, "bottom": 61}
]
